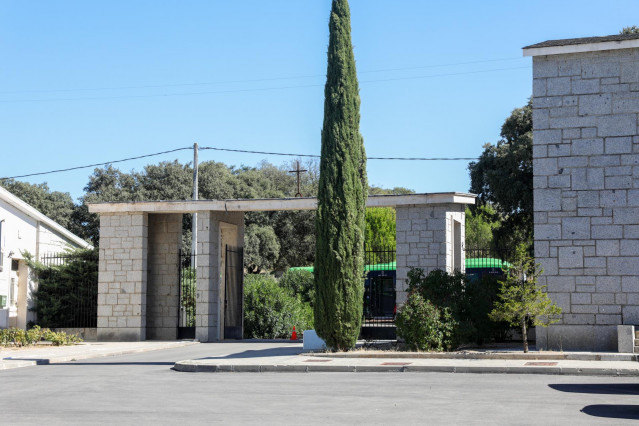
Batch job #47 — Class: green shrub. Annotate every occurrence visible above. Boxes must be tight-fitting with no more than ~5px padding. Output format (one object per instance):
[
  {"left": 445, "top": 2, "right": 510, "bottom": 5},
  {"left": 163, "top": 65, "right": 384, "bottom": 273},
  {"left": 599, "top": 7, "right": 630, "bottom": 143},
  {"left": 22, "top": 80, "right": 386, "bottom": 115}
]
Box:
[
  {"left": 279, "top": 269, "right": 315, "bottom": 305},
  {"left": 42, "top": 329, "right": 83, "bottom": 346},
  {"left": 0, "top": 326, "right": 82, "bottom": 347},
  {"left": 407, "top": 268, "right": 509, "bottom": 346},
  {"left": 243, "top": 275, "right": 313, "bottom": 339},
  {"left": 396, "top": 293, "right": 456, "bottom": 352},
  {"left": 408, "top": 268, "right": 467, "bottom": 316},
  {"left": 0, "top": 328, "right": 28, "bottom": 347},
  {"left": 465, "top": 275, "right": 512, "bottom": 344}
]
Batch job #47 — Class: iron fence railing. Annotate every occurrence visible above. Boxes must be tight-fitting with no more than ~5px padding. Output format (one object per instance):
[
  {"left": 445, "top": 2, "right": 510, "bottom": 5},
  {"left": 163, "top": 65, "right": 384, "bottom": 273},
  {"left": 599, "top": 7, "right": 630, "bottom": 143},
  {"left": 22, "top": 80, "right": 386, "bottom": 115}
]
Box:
[
  {"left": 37, "top": 252, "right": 98, "bottom": 328},
  {"left": 361, "top": 249, "right": 397, "bottom": 340},
  {"left": 178, "top": 250, "right": 197, "bottom": 333},
  {"left": 464, "top": 247, "right": 515, "bottom": 267}
]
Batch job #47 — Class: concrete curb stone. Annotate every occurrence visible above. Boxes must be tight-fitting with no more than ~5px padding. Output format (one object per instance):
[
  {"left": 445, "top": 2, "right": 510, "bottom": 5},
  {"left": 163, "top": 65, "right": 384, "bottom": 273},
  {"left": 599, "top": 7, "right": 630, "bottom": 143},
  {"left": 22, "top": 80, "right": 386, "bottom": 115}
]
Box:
[
  {"left": 305, "top": 351, "right": 637, "bottom": 362},
  {"left": 172, "top": 360, "right": 639, "bottom": 376},
  {"left": 1, "top": 341, "right": 199, "bottom": 371}
]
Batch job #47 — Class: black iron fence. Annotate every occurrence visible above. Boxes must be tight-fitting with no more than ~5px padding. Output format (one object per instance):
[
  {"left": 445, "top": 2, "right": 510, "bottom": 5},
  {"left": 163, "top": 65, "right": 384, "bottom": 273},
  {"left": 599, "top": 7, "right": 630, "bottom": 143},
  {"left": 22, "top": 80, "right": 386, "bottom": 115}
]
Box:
[
  {"left": 361, "top": 249, "right": 397, "bottom": 340},
  {"left": 178, "top": 250, "right": 196, "bottom": 338},
  {"left": 224, "top": 245, "right": 244, "bottom": 340},
  {"left": 464, "top": 247, "right": 515, "bottom": 281},
  {"left": 358, "top": 247, "right": 518, "bottom": 340},
  {"left": 36, "top": 252, "right": 98, "bottom": 328}
]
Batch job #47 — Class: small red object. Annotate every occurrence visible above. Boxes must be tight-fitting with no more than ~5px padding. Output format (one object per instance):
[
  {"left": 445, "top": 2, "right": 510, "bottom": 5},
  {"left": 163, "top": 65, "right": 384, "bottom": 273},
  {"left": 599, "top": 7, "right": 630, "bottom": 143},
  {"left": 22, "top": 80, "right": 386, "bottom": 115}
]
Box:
[{"left": 291, "top": 326, "right": 298, "bottom": 340}]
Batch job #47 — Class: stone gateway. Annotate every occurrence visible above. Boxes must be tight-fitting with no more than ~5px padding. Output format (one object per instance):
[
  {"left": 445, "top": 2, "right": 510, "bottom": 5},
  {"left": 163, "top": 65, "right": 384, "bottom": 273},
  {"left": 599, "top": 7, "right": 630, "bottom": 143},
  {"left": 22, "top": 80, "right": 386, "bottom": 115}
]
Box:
[{"left": 89, "top": 193, "right": 474, "bottom": 342}]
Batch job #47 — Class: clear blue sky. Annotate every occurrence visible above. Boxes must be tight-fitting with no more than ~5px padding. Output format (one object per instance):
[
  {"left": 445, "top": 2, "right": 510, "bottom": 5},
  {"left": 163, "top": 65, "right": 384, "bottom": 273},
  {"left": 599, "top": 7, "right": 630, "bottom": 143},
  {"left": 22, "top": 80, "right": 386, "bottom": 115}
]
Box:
[{"left": 1, "top": 0, "right": 637, "bottom": 201}]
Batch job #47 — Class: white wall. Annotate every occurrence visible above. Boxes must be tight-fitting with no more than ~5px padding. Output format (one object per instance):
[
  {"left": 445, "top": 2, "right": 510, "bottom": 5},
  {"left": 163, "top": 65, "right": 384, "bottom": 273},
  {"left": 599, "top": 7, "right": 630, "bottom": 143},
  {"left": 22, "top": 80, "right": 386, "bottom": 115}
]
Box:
[
  {"left": 0, "top": 199, "right": 80, "bottom": 327},
  {"left": 0, "top": 200, "right": 37, "bottom": 312}
]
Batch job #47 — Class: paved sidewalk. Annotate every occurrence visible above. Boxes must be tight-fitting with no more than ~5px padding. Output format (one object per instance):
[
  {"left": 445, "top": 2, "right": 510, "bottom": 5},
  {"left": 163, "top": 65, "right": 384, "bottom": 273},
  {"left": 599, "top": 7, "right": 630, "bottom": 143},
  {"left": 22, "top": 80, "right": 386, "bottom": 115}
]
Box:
[
  {"left": 0, "top": 340, "right": 199, "bottom": 370},
  {"left": 174, "top": 346, "right": 639, "bottom": 376}
]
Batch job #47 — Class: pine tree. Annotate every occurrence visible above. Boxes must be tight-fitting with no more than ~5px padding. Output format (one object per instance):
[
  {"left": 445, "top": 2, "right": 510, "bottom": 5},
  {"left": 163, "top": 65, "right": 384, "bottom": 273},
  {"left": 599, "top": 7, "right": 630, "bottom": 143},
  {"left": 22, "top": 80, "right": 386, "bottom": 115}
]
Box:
[{"left": 314, "top": 0, "right": 367, "bottom": 351}]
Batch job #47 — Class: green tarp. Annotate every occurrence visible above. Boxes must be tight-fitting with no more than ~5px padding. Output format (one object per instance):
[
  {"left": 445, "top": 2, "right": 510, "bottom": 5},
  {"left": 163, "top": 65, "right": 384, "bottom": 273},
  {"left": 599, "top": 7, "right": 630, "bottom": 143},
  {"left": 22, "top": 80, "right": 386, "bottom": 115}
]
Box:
[{"left": 290, "top": 258, "right": 509, "bottom": 273}]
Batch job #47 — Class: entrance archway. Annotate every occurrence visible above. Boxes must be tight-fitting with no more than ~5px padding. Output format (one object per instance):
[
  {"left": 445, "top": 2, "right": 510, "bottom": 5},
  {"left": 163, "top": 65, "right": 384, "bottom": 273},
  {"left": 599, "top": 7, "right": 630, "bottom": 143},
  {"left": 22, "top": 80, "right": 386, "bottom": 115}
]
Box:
[{"left": 89, "top": 193, "right": 475, "bottom": 341}]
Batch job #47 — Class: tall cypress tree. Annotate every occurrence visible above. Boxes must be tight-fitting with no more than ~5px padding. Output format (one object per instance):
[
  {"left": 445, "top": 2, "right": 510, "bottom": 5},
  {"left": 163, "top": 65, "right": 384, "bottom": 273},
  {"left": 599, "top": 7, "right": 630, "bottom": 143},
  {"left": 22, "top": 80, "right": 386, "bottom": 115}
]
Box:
[{"left": 314, "top": 0, "right": 367, "bottom": 351}]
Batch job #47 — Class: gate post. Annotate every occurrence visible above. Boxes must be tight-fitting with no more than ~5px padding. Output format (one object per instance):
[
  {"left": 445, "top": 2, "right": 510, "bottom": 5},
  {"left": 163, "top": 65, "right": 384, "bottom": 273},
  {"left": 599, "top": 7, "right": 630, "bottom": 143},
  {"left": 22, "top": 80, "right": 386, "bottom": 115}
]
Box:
[
  {"left": 395, "top": 203, "right": 466, "bottom": 307},
  {"left": 146, "top": 213, "right": 182, "bottom": 340},
  {"left": 97, "top": 212, "right": 148, "bottom": 341},
  {"left": 196, "top": 211, "right": 244, "bottom": 342}
]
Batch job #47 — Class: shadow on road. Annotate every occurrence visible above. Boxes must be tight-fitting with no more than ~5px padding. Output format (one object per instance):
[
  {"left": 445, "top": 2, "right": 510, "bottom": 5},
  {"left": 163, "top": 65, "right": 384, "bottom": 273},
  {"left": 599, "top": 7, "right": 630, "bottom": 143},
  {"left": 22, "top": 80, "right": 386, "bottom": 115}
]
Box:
[
  {"left": 580, "top": 405, "right": 639, "bottom": 420},
  {"left": 550, "top": 383, "right": 639, "bottom": 420},
  {"left": 549, "top": 383, "right": 639, "bottom": 395},
  {"left": 51, "top": 361, "right": 176, "bottom": 366},
  {"left": 196, "top": 346, "right": 303, "bottom": 360}
]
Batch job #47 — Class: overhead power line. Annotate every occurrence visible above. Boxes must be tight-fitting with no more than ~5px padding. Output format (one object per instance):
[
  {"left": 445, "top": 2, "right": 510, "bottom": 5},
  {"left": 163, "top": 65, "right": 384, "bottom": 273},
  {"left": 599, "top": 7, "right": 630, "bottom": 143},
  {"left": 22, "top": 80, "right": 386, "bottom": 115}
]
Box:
[
  {"left": 200, "top": 146, "right": 477, "bottom": 161},
  {"left": 0, "top": 57, "right": 525, "bottom": 95},
  {"left": 0, "top": 147, "right": 193, "bottom": 180},
  {"left": 0, "top": 66, "right": 530, "bottom": 104},
  {"left": 0, "top": 145, "right": 479, "bottom": 180}
]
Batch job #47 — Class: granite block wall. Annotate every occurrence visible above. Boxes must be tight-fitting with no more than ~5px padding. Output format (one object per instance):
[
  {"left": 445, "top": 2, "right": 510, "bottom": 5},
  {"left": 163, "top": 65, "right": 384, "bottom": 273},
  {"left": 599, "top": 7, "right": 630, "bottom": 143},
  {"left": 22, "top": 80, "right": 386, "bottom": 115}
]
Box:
[
  {"left": 532, "top": 48, "right": 639, "bottom": 351},
  {"left": 396, "top": 203, "right": 465, "bottom": 306},
  {"left": 146, "top": 213, "right": 182, "bottom": 340},
  {"left": 97, "top": 213, "right": 148, "bottom": 341},
  {"left": 196, "top": 211, "right": 244, "bottom": 342}
]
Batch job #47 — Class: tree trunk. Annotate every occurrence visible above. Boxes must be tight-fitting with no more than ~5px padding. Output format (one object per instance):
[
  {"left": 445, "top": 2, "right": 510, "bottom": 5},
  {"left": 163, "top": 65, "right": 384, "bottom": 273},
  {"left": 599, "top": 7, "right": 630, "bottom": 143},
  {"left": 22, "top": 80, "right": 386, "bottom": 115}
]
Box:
[{"left": 521, "top": 317, "right": 528, "bottom": 353}]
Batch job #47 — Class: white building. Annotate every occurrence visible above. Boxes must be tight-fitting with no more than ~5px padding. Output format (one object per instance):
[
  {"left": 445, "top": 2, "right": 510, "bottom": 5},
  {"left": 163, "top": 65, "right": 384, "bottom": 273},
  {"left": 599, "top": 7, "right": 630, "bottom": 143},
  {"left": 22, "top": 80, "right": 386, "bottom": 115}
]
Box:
[{"left": 0, "top": 186, "right": 91, "bottom": 329}]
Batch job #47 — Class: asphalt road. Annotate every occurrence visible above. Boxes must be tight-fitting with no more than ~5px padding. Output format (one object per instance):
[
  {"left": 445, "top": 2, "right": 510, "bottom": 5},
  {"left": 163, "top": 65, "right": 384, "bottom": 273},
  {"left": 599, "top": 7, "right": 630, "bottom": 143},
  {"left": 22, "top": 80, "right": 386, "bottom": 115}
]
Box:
[{"left": 1, "top": 342, "right": 638, "bottom": 425}]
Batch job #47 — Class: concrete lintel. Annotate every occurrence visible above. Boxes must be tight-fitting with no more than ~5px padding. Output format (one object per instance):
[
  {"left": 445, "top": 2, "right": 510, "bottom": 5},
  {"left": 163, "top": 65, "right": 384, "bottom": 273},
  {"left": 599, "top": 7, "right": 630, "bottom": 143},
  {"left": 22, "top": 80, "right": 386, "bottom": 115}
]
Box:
[
  {"left": 88, "top": 193, "right": 476, "bottom": 214},
  {"left": 523, "top": 39, "right": 639, "bottom": 57}
]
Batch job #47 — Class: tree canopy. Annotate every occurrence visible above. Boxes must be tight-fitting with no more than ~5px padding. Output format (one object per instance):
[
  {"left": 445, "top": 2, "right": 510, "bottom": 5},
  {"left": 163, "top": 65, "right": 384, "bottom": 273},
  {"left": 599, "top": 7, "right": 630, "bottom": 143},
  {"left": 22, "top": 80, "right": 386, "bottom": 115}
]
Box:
[
  {"left": 621, "top": 26, "right": 639, "bottom": 34},
  {"left": 468, "top": 100, "right": 533, "bottom": 250},
  {"left": 0, "top": 179, "right": 76, "bottom": 232},
  {"left": 465, "top": 204, "right": 500, "bottom": 250},
  {"left": 3, "top": 155, "right": 416, "bottom": 274}
]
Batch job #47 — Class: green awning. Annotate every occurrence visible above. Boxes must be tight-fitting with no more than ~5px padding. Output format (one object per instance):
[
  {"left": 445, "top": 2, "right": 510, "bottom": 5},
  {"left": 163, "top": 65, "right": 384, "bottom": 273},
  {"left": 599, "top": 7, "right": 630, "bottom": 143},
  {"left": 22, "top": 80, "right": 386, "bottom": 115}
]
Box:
[
  {"left": 290, "top": 258, "right": 509, "bottom": 273},
  {"left": 465, "top": 258, "right": 510, "bottom": 269},
  {"left": 289, "top": 266, "right": 314, "bottom": 273}
]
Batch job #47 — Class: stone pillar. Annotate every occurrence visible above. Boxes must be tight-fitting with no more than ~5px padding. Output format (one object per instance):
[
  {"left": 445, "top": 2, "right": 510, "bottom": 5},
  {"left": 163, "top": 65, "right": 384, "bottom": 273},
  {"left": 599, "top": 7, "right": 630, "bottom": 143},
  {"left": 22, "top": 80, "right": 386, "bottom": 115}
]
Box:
[
  {"left": 530, "top": 46, "right": 639, "bottom": 351},
  {"left": 196, "top": 211, "right": 244, "bottom": 342},
  {"left": 97, "top": 213, "right": 148, "bottom": 341},
  {"left": 146, "top": 214, "right": 182, "bottom": 340},
  {"left": 395, "top": 203, "right": 465, "bottom": 306}
]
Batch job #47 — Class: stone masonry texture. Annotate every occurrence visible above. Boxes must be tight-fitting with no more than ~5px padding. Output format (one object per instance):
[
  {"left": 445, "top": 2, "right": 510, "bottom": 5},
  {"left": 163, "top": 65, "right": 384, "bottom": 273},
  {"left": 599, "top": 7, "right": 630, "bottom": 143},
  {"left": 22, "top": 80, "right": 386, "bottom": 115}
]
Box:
[
  {"left": 396, "top": 204, "right": 465, "bottom": 306},
  {"left": 532, "top": 48, "right": 639, "bottom": 351},
  {"left": 97, "top": 213, "right": 148, "bottom": 341},
  {"left": 196, "top": 211, "right": 244, "bottom": 342},
  {"left": 146, "top": 214, "right": 182, "bottom": 340}
]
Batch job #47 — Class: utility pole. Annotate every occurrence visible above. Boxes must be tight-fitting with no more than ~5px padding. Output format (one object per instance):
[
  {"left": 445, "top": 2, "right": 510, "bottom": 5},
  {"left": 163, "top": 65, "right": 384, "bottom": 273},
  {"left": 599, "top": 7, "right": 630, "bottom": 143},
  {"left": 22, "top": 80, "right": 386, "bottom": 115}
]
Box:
[{"left": 191, "top": 143, "right": 198, "bottom": 266}]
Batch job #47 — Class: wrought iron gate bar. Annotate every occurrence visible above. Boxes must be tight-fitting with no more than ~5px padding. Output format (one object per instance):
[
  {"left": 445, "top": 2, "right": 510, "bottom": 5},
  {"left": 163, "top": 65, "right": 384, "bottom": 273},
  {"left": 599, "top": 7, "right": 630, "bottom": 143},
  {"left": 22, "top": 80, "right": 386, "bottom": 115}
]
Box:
[
  {"left": 361, "top": 248, "right": 397, "bottom": 340},
  {"left": 177, "top": 250, "right": 196, "bottom": 339}
]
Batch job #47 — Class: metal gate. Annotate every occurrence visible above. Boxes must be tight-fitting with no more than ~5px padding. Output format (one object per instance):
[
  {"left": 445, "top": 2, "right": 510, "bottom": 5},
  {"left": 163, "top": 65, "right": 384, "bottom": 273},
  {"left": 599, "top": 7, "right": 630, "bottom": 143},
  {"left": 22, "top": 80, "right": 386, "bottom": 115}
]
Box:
[
  {"left": 178, "top": 250, "right": 196, "bottom": 339},
  {"left": 361, "top": 249, "right": 397, "bottom": 340},
  {"left": 224, "top": 245, "right": 244, "bottom": 340}
]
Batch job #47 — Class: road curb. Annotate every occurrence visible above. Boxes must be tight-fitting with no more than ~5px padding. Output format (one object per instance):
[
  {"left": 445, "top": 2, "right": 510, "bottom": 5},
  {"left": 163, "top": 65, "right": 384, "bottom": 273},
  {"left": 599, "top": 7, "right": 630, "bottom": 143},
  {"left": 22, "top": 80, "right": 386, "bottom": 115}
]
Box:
[
  {"left": 172, "top": 361, "right": 639, "bottom": 376},
  {"left": 306, "top": 352, "right": 638, "bottom": 362},
  {"left": 1, "top": 341, "right": 199, "bottom": 371}
]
